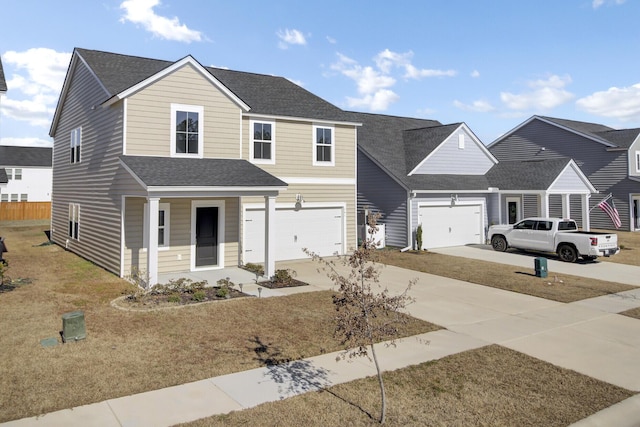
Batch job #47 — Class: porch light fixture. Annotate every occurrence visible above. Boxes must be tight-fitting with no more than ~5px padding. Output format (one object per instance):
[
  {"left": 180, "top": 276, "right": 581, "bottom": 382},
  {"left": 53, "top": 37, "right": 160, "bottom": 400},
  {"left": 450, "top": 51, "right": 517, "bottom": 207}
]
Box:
[
  {"left": 451, "top": 194, "right": 458, "bottom": 205},
  {"left": 295, "top": 193, "right": 305, "bottom": 210}
]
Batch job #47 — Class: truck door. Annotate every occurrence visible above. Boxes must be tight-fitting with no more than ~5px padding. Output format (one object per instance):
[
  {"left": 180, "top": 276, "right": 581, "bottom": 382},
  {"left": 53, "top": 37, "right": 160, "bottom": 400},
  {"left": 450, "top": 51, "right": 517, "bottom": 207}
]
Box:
[
  {"left": 509, "top": 219, "right": 536, "bottom": 247},
  {"left": 528, "top": 220, "right": 554, "bottom": 251}
]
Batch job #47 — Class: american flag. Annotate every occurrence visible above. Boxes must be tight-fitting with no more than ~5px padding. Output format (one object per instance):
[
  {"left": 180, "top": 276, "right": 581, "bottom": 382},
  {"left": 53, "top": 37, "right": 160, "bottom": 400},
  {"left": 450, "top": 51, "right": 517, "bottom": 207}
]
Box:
[{"left": 598, "top": 196, "right": 622, "bottom": 229}]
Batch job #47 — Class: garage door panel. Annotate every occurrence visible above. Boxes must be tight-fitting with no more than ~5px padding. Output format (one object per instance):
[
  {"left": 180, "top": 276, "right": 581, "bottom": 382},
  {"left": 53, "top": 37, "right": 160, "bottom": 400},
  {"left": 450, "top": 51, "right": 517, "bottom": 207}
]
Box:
[
  {"left": 419, "top": 205, "right": 482, "bottom": 249},
  {"left": 244, "top": 207, "right": 343, "bottom": 263}
]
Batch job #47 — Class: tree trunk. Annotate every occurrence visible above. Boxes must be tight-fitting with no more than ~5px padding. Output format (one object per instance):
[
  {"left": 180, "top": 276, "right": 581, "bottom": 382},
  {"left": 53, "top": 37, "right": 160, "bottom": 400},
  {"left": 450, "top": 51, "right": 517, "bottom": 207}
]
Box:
[{"left": 370, "top": 342, "right": 386, "bottom": 424}]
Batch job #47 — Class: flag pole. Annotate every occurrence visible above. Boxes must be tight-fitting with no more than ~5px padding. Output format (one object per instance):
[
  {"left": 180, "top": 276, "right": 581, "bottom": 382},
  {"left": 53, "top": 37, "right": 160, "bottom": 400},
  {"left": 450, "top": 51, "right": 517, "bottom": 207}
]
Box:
[{"left": 589, "top": 193, "right": 612, "bottom": 213}]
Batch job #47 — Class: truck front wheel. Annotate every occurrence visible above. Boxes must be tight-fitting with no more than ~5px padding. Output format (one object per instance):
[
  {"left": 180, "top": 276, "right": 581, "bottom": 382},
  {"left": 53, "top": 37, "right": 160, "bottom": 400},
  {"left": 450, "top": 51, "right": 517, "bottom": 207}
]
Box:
[
  {"left": 491, "top": 235, "right": 508, "bottom": 252},
  {"left": 558, "top": 244, "right": 578, "bottom": 263}
]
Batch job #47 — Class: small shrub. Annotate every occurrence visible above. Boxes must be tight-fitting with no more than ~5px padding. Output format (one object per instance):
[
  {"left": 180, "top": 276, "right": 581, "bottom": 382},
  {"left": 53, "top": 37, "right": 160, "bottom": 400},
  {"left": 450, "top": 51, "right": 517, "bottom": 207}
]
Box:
[
  {"left": 167, "top": 293, "right": 181, "bottom": 303},
  {"left": 192, "top": 290, "right": 206, "bottom": 302},
  {"left": 416, "top": 224, "right": 423, "bottom": 250},
  {"left": 271, "top": 268, "right": 296, "bottom": 285},
  {"left": 620, "top": 244, "right": 626, "bottom": 250},
  {"left": 216, "top": 277, "right": 235, "bottom": 298},
  {"left": 244, "top": 263, "right": 265, "bottom": 276}
]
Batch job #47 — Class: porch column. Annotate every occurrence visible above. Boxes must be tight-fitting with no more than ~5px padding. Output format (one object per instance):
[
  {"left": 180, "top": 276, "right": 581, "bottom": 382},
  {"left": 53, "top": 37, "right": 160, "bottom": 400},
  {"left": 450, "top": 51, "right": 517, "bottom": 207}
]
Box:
[
  {"left": 146, "top": 197, "right": 160, "bottom": 288},
  {"left": 540, "top": 193, "right": 550, "bottom": 218},
  {"left": 562, "top": 194, "right": 571, "bottom": 218},
  {"left": 581, "top": 194, "right": 591, "bottom": 231},
  {"left": 264, "top": 196, "right": 276, "bottom": 279}
]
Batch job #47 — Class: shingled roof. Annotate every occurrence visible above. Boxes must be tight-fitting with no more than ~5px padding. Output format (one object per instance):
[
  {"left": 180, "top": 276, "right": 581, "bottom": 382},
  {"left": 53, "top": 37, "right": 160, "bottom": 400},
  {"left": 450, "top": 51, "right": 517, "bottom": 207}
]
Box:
[
  {"left": 485, "top": 158, "right": 575, "bottom": 191},
  {"left": 0, "top": 56, "right": 7, "bottom": 93},
  {"left": 120, "top": 156, "right": 287, "bottom": 188},
  {"left": 75, "top": 48, "right": 350, "bottom": 123},
  {"left": 538, "top": 116, "right": 640, "bottom": 148},
  {"left": 0, "top": 146, "right": 52, "bottom": 167}
]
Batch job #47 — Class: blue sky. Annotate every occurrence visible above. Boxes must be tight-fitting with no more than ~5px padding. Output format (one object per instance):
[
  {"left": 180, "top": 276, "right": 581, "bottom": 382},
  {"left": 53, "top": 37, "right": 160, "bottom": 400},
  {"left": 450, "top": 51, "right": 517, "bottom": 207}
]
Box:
[{"left": 1, "top": 0, "right": 639, "bottom": 147}]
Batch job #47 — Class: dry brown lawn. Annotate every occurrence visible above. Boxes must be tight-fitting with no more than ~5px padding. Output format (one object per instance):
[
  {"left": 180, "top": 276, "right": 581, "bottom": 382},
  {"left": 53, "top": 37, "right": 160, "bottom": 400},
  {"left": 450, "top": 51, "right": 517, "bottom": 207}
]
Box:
[
  {"left": 377, "top": 250, "right": 635, "bottom": 303},
  {"left": 180, "top": 345, "right": 633, "bottom": 427},
  {"left": 1, "top": 222, "right": 637, "bottom": 425},
  {"left": 0, "top": 222, "right": 435, "bottom": 423}
]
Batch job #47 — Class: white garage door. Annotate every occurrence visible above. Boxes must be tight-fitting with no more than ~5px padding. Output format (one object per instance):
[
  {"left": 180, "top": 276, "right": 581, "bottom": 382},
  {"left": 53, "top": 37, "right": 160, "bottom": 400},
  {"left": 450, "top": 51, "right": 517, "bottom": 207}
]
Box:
[
  {"left": 418, "top": 204, "right": 482, "bottom": 249},
  {"left": 244, "top": 207, "right": 344, "bottom": 263}
]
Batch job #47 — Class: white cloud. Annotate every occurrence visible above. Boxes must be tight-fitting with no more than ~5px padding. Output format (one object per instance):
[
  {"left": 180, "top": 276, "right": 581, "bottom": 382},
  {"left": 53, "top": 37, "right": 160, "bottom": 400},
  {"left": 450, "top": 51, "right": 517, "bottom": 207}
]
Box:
[
  {"left": 346, "top": 90, "right": 400, "bottom": 111},
  {"left": 330, "top": 49, "right": 455, "bottom": 112},
  {"left": 592, "top": 0, "right": 626, "bottom": 9},
  {"left": 277, "top": 29, "right": 307, "bottom": 49},
  {"left": 1, "top": 48, "right": 71, "bottom": 127},
  {"left": 374, "top": 49, "right": 456, "bottom": 80},
  {"left": 500, "top": 74, "right": 574, "bottom": 111},
  {"left": 331, "top": 53, "right": 399, "bottom": 111},
  {"left": 471, "top": 70, "right": 480, "bottom": 78},
  {"left": 453, "top": 99, "right": 495, "bottom": 113},
  {"left": 576, "top": 83, "right": 640, "bottom": 121},
  {"left": 326, "top": 36, "right": 337, "bottom": 44},
  {"left": 119, "top": 0, "right": 203, "bottom": 43}
]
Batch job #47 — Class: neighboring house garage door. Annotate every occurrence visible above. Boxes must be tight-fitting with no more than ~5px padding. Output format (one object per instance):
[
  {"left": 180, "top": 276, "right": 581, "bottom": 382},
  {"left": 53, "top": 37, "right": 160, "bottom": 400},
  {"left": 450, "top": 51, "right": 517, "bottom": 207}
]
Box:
[
  {"left": 244, "top": 206, "right": 344, "bottom": 263},
  {"left": 418, "top": 204, "right": 483, "bottom": 249}
]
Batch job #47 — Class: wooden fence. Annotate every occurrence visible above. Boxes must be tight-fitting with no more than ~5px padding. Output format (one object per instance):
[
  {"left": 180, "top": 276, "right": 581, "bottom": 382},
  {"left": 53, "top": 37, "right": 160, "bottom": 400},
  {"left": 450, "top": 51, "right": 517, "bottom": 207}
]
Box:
[{"left": 0, "top": 202, "right": 51, "bottom": 221}]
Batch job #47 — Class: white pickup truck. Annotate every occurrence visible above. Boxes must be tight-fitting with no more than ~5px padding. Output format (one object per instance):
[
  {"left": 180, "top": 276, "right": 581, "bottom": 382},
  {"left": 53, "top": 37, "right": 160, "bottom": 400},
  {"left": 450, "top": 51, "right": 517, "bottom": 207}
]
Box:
[{"left": 487, "top": 217, "right": 619, "bottom": 262}]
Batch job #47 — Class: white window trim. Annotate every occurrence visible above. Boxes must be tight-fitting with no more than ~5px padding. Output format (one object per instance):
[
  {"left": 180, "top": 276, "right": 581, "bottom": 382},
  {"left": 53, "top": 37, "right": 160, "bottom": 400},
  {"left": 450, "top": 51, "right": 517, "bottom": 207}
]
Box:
[
  {"left": 312, "top": 124, "right": 335, "bottom": 167},
  {"left": 171, "top": 104, "right": 204, "bottom": 158},
  {"left": 249, "top": 119, "right": 276, "bottom": 165},
  {"left": 636, "top": 150, "right": 640, "bottom": 172},
  {"left": 143, "top": 203, "right": 171, "bottom": 251},
  {"left": 70, "top": 127, "right": 82, "bottom": 164}
]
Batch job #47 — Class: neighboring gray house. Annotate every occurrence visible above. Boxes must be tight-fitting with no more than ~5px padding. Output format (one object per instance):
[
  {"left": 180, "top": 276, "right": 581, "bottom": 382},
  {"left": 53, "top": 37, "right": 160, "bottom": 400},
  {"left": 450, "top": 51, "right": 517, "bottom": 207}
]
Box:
[
  {"left": 352, "top": 112, "right": 596, "bottom": 249},
  {"left": 0, "top": 54, "right": 6, "bottom": 94},
  {"left": 489, "top": 116, "right": 640, "bottom": 231}
]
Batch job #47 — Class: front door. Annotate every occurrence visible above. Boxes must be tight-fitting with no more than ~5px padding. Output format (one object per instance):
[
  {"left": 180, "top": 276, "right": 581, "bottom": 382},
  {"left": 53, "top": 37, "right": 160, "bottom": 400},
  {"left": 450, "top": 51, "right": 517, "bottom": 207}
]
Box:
[
  {"left": 196, "top": 207, "right": 218, "bottom": 267},
  {"left": 506, "top": 197, "right": 520, "bottom": 224}
]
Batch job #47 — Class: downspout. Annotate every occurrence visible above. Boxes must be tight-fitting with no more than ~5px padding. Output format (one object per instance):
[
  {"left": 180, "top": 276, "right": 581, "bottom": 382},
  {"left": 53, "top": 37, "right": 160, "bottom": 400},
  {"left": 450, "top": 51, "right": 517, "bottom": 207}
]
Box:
[{"left": 400, "top": 190, "right": 414, "bottom": 252}]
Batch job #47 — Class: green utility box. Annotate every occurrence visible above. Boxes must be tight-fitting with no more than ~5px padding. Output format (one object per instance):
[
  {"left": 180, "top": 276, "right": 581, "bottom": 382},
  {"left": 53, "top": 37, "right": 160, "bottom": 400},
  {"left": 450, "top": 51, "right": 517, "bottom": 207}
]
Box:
[
  {"left": 534, "top": 257, "right": 548, "bottom": 278},
  {"left": 62, "top": 311, "right": 86, "bottom": 343}
]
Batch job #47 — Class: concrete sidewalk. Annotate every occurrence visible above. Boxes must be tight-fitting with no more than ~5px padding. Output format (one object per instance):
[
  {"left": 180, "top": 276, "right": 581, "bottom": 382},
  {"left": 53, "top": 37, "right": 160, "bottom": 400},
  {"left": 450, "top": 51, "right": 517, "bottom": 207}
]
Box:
[{"left": 4, "top": 257, "right": 640, "bottom": 426}]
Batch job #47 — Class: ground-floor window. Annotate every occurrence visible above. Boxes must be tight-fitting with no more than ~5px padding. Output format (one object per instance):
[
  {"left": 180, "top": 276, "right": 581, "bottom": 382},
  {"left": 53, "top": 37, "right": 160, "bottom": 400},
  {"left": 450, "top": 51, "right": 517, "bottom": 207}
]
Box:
[{"left": 68, "top": 203, "right": 80, "bottom": 240}]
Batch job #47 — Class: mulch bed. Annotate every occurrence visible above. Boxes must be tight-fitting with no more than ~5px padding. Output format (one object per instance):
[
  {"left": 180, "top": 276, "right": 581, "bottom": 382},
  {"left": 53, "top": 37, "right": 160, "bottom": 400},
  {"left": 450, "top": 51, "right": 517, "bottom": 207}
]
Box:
[
  {"left": 118, "top": 287, "right": 250, "bottom": 309},
  {"left": 258, "top": 279, "right": 309, "bottom": 289}
]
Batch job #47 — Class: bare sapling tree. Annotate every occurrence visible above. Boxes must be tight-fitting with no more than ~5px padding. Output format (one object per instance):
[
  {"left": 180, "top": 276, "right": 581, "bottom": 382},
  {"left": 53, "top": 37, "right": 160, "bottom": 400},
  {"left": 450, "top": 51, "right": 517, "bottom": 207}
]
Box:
[{"left": 305, "top": 213, "right": 414, "bottom": 424}]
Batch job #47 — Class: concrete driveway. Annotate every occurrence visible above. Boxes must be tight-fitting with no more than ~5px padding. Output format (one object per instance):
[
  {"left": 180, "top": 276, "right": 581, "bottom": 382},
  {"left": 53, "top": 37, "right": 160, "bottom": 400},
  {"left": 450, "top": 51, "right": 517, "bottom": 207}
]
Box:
[{"left": 281, "top": 255, "right": 640, "bottom": 393}]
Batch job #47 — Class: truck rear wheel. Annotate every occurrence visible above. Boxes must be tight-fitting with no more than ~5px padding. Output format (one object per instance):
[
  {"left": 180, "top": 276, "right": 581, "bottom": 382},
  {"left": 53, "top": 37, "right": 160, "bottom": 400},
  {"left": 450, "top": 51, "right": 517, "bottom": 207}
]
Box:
[
  {"left": 558, "top": 244, "right": 578, "bottom": 263},
  {"left": 491, "top": 235, "right": 508, "bottom": 252}
]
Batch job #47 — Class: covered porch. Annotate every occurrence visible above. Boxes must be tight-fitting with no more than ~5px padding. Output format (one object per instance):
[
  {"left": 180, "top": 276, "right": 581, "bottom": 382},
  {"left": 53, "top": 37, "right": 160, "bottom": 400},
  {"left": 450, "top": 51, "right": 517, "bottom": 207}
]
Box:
[{"left": 120, "top": 156, "right": 287, "bottom": 287}]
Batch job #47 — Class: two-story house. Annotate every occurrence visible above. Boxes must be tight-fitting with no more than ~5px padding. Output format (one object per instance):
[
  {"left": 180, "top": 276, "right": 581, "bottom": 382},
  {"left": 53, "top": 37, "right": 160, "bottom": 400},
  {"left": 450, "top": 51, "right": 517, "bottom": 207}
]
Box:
[
  {"left": 0, "top": 146, "right": 52, "bottom": 204},
  {"left": 49, "top": 48, "right": 358, "bottom": 286},
  {"left": 489, "top": 116, "right": 640, "bottom": 231}
]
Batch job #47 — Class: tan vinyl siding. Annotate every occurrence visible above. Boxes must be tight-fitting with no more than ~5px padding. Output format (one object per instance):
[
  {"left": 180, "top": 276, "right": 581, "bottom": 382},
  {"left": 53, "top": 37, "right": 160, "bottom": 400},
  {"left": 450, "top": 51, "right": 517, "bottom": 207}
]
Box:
[
  {"left": 125, "top": 64, "right": 242, "bottom": 159},
  {"left": 243, "top": 117, "right": 356, "bottom": 178},
  {"left": 124, "top": 197, "right": 240, "bottom": 277},
  {"left": 50, "top": 60, "right": 124, "bottom": 275}
]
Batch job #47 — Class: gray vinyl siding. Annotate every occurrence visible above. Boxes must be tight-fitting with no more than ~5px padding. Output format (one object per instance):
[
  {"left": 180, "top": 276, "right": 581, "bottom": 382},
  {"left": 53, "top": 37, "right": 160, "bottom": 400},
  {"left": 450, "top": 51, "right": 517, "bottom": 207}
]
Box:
[
  {"left": 413, "top": 128, "right": 494, "bottom": 175},
  {"left": 491, "top": 119, "right": 634, "bottom": 230},
  {"left": 523, "top": 195, "right": 539, "bottom": 218},
  {"left": 51, "top": 60, "right": 124, "bottom": 275},
  {"left": 549, "top": 194, "right": 562, "bottom": 218},
  {"left": 357, "top": 150, "right": 408, "bottom": 247}
]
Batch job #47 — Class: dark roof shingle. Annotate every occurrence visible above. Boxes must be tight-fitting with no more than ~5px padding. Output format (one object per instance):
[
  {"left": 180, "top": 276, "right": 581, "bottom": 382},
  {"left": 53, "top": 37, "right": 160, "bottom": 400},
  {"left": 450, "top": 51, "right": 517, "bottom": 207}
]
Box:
[
  {"left": 120, "top": 156, "right": 287, "bottom": 188},
  {"left": 485, "top": 158, "right": 573, "bottom": 190},
  {"left": 75, "top": 48, "right": 350, "bottom": 123},
  {"left": 539, "top": 116, "right": 640, "bottom": 148},
  {"left": 0, "top": 146, "right": 52, "bottom": 167}
]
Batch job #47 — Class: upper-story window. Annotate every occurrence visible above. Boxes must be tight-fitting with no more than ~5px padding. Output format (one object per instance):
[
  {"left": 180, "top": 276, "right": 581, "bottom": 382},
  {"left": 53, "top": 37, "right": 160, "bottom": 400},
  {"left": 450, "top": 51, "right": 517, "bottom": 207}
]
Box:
[
  {"left": 8, "top": 168, "right": 22, "bottom": 180},
  {"left": 250, "top": 120, "right": 275, "bottom": 164},
  {"left": 171, "top": 104, "right": 203, "bottom": 158},
  {"left": 313, "top": 125, "right": 334, "bottom": 166},
  {"left": 70, "top": 127, "right": 81, "bottom": 164}
]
